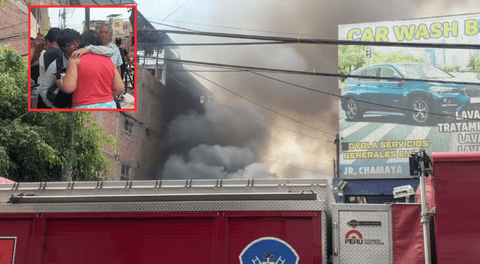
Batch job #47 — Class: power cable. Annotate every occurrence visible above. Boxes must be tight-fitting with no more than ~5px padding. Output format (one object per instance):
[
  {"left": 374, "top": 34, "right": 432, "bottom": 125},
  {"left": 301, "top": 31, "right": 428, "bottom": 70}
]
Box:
[
  {"left": 167, "top": 68, "right": 334, "bottom": 166},
  {"left": 137, "top": 0, "right": 194, "bottom": 43},
  {"left": 149, "top": 56, "right": 480, "bottom": 120},
  {"left": 0, "top": 33, "right": 28, "bottom": 42},
  {"left": 158, "top": 29, "right": 480, "bottom": 50},
  {"left": 0, "top": 21, "right": 28, "bottom": 32},
  {"left": 187, "top": 70, "right": 337, "bottom": 136},
  {"left": 168, "top": 67, "right": 333, "bottom": 143},
  {"left": 155, "top": 57, "right": 480, "bottom": 86},
  {"left": 163, "top": 69, "right": 249, "bottom": 72},
  {"left": 142, "top": 20, "right": 340, "bottom": 53},
  {"left": 139, "top": 40, "right": 293, "bottom": 46},
  {"left": 160, "top": 0, "right": 193, "bottom": 23},
  {"left": 146, "top": 17, "right": 332, "bottom": 39},
  {"left": 148, "top": 21, "right": 196, "bottom": 32}
]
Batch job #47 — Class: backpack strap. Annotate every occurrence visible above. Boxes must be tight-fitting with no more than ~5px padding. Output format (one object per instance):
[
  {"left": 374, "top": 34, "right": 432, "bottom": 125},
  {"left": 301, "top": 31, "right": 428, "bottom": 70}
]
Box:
[{"left": 56, "top": 56, "right": 63, "bottom": 76}]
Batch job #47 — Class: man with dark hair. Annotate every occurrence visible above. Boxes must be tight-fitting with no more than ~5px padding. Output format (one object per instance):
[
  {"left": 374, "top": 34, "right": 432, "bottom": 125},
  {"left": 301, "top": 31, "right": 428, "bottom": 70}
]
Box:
[
  {"left": 43, "top": 28, "right": 63, "bottom": 70},
  {"left": 38, "top": 28, "right": 114, "bottom": 109}
]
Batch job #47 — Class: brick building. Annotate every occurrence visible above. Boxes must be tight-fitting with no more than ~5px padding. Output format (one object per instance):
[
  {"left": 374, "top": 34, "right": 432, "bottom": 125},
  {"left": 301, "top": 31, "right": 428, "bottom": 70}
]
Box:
[
  {"left": 91, "top": 66, "right": 167, "bottom": 180},
  {"left": 0, "top": 0, "right": 57, "bottom": 55}
]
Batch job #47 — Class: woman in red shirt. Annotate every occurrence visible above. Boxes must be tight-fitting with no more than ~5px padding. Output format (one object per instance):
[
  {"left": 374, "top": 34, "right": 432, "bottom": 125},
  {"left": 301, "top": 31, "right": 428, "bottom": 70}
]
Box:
[{"left": 63, "top": 30, "right": 124, "bottom": 109}]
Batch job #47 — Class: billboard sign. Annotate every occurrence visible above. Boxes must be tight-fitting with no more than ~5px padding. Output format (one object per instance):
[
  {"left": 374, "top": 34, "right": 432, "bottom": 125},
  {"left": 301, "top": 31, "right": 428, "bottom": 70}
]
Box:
[{"left": 338, "top": 13, "right": 480, "bottom": 179}]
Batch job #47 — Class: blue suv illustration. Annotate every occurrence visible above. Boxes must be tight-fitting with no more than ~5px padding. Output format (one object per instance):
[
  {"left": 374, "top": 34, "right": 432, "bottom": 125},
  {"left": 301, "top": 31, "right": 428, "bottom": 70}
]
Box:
[{"left": 341, "top": 63, "right": 480, "bottom": 124}]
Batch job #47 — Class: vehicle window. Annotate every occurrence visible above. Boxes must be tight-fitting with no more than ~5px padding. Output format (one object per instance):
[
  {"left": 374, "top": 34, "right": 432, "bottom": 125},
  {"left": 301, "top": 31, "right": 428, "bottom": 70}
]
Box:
[
  {"left": 395, "top": 64, "right": 453, "bottom": 79},
  {"left": 360, "top": 68, "right": 378, "bottom": 81},
  {"left": 380, "top": 67, "right": 401, "bottom": 81}
]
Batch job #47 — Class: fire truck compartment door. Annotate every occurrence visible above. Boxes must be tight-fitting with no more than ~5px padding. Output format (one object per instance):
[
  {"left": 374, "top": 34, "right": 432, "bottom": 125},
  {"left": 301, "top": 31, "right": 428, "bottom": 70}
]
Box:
[{"left": 334, "top": 206, "right": 392, "bottom": 264}]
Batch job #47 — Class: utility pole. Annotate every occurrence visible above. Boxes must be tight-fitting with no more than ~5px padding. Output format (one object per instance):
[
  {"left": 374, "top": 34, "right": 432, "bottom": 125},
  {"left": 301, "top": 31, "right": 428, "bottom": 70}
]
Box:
[
  {"left": 334, "top": 134, "right": 340, "bottom": 178},
  {"left": 59, "top": 8, "right": 66, "bottom": 29},
  {"left": 84, "top": 8, "right": 90, "bottom": 32}
]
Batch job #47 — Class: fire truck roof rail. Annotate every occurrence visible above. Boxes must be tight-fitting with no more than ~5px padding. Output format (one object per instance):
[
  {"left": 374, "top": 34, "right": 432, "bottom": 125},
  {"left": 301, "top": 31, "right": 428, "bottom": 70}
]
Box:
[
  {"left": 0, "top": 179, "right": 328, "bottom": 191},
  {"left": 8, "top": 192, "right": 319, "bottom": 204}
]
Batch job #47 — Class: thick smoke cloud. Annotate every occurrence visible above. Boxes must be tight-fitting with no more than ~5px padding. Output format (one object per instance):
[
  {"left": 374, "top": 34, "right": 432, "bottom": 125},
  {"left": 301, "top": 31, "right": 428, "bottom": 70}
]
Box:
[
  {"left": 165, "top": 102, "right": 270, "bottom": 155},
  {"left": 160, "top": 102, "right": 273, "bottom": 179},
  {"left": 151, "top": 0, "right": 480, "bottom": 179},
  {"left": 164, "top": 1, "right": 419, "bottom": 178},
  {"left": 162, "top": 144, "right": 274, "bottom": 179}
]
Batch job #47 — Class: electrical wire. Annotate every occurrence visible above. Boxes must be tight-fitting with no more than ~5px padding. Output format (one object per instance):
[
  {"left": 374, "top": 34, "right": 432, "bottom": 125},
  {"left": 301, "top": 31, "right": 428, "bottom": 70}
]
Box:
[
  {"left": 147, "top": 56, "right": 480, "bottom": 120},
  {"left": 158, "top": 29, "right": 480, "bottom": 50},
  {"left": 143, "top": 20, "right": 340, "bottom": 53},
  {"left": 145, "top": 17, "right": 332, "bottom": 39},
  {"left": 160, "top": 0, "right": 193, "bottom": 23},
  {"left": 137, "top": 0, "right": 195, "bottom": 43},
  {"left": 138, "top": 41, "right": 294, "bottom": 46},
  {"left": 0, "top": 21, "right": 28, "bottom": 32},
  {"left": 187, "top": 70, "right": 337, "bottom": 136},
  {"left": 155, "top": 57, "right": 480, "bottom": 86},
  {"left": 167, "top": 67, "right": 334, "bottom": 167},
  {"left": 168, "top": 67, "right": 333, "bottom": 143}
]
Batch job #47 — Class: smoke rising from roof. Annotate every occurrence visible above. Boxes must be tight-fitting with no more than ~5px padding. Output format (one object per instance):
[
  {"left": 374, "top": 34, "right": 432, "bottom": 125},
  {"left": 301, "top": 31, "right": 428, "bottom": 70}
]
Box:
[
  {"left": 160, "top": 102, "right": 273, "bottom": 179},
  {"left": 162, "top": 144, "right": 274, "bottom": 179},
  {"left": 149, "top": 0, "right": 480, "bottom": 179}
]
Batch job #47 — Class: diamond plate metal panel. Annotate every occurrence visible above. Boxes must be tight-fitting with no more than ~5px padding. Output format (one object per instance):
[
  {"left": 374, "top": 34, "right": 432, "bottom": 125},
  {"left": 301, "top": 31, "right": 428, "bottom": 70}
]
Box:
[
  {"left": 339, "top": 211, "right": 390, "bottom": 264},
  {"left": 324, "top": 180, "right": 335, "bottom": 264},
  {"left": 0, "top": 200, "right": 324, "bottom": 213},
  {"left": 0, "top": 180, "right": 328, "bottom": 203}
]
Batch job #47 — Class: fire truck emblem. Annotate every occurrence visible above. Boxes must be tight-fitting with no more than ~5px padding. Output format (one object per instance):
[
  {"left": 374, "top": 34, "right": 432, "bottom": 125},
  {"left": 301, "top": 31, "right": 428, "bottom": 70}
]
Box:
[
  {"left": 239, "top": 237, "right": 299, "bottom": 264},
  {"left": 345, "top": 230, "right": 364, "bottom": 244}
]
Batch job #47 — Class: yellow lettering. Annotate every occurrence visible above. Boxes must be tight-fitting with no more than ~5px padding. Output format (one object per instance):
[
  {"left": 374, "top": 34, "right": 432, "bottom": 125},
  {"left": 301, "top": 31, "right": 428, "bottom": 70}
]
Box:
[
  {"left": 423, "top": 140, "right": 429, "bottom": 147},
  {"left": 429, "top": 22, "right": 442, "bottom": 38},
  {"left": 361, "top": 28, "right": 375, "bottom": 42},
  {"left": 465, "top": 19, "right": 479, "bottom": 36},
  {"left": 443, "top": 21, "right": 458, "bottom": 37},
  {"left": 415, "top": 24, "right": 430, "bottom": 40},
  {"left": 393, "top": 25, "right": 416, "bottom": 41},
  {"left": 375, "top": 27, "right": 389, "bottom": 41},
  {"left": 347, "top": 29, "right": 362, "bottom": 40}
]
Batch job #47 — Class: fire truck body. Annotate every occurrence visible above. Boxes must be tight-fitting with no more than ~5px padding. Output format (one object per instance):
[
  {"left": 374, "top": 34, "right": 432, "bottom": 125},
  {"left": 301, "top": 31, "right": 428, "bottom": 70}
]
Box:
[
  {"left": 0, "top": 179, "right": 332, "bottom": 264},
  {"left": 431, "top": 152, "right": 480, "bottom": 263}
]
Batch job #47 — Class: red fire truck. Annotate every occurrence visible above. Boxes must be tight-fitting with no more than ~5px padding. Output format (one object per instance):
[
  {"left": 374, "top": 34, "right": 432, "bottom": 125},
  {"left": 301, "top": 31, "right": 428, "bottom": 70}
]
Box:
[
  {"left": 429, "top": 151, "right": 480, "bottom": 263},
  {"left": 0, "top": 179, "right": 332, "bottom": 264},
  {"left": 1, "top": 150, "right": 475, "bottom": 264}
]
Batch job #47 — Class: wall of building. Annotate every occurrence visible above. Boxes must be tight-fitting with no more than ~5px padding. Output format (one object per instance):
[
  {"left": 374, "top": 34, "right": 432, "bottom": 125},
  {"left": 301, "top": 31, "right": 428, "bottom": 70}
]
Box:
[
  {"left": 0, "top": 0, "right": 57, "bottom": 55},
  {"left": 92, "top": 66, "right": 166, "bottom": 180}
]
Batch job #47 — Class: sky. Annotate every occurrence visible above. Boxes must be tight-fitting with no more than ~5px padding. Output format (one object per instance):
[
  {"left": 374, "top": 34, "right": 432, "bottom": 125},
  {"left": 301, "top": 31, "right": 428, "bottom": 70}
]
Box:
[
  {"left": 53, "top": 0, "right": 480, "bottom": 179},
  {"left": 48, "top": 7, "right": 131, "bottom": 32}
]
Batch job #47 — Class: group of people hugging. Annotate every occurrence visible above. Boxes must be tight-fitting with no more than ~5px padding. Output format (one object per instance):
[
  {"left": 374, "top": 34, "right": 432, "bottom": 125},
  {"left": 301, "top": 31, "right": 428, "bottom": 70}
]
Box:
[{"left": 30, "top": 24, "right": 131, "bottom": 109}]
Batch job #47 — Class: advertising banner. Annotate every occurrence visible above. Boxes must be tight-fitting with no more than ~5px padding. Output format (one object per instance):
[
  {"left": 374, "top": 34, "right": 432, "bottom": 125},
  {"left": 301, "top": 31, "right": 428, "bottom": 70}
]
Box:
[{"left": 339, "top": 14, "right": 480, "bottom": 179}]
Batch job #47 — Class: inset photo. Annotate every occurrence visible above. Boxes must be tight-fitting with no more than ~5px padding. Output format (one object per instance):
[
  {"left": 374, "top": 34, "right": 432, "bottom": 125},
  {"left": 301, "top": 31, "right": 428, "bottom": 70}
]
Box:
[{"left": 29, "top": 6, "right": 136, "bottom": 111}]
